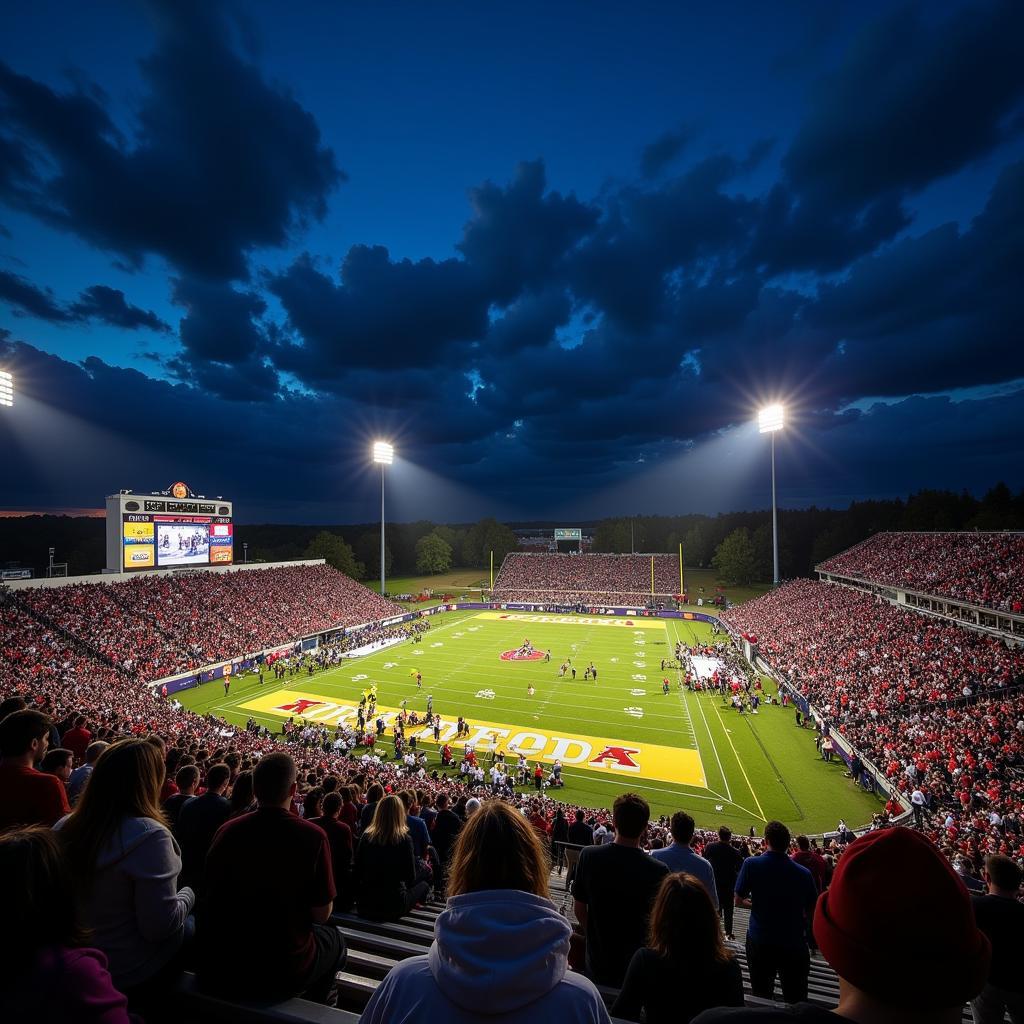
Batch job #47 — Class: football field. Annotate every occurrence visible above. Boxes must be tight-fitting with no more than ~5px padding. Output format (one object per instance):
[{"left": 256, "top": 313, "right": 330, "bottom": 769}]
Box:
[{"left": 177, "top": 610, "right": 881, "bottom": 832}]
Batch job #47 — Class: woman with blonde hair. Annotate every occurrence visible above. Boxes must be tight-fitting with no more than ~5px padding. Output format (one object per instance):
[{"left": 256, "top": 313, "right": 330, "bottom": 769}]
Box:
[
  {"left": 361, "top": 799, "right": 610, "bottom": 1024},
  {"left": 612, "top": 872, "right": 742, "bottom": 1023},
  {"left": 354, "top": 793, "right": 430, "bottom": 920},
  {"left": 55, "top": 739, "right": 195, "bottom": 995}
]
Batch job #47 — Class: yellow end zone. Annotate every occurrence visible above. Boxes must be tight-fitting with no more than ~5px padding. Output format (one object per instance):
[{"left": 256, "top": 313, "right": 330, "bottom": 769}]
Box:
[
  {"left": 240, "top": 689, "right": 706, "bottom": 789},
  {"left": 474, "top": 611, "right": 668, "bottom": 630}
]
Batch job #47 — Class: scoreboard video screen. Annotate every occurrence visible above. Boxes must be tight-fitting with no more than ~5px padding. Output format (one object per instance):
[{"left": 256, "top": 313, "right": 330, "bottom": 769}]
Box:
[{"left": 107, "top": 486, "right": 234, "bottom": 573}]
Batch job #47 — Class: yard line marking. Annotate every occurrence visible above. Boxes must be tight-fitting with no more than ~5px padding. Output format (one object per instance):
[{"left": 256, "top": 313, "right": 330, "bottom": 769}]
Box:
[
  {"left": 709, "top": 696, "right": 766, "bottom": 822},
  {"left": 670, "top": 620, "right": 730, "bottom": 801}
]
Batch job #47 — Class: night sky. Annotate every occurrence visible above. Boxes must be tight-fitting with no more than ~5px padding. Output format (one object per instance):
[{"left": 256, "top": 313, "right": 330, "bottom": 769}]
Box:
[{"left": 0, "top": 1, "right": 1022, "bottom": 523}]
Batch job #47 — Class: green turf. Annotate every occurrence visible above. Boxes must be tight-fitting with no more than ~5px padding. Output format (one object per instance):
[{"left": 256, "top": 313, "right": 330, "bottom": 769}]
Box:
[{"left": 177, "top": 609, "right": 880, "bottom": 833}]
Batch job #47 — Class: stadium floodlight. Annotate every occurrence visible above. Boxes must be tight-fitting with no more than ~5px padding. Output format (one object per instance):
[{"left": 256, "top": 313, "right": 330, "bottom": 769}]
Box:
[
  {"left": 372, "top": 441, "right": 394, "bottom": 597},
  {"left": 0, "top": 370, "right": 12, "bottom": 407},
  {"left": 758, "top": 403, "right": 784, "bottom": 434},
  {"left": 758, "top": 404, "right": 785, "bottom": 586}
]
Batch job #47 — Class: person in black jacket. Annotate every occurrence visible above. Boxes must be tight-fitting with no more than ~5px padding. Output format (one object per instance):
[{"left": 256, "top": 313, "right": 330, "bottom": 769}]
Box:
[
  {"left": 309, "top": 792, "right": 354, "bottom": 913},
  {"left": 613, "top": 872, "right": 743, "bottom": 1024},
  {"left": 430, "top": 792, "right": 463, "bottom": 883},
  {"left": 567, "top": 809, "right": 594, "bottom": 847},
  {"left": 177, "top": 763, "right": 231, "bottom": 892},
  {"left": 551, "top": 808, "right": 569, "bottom": 874},
  {"left": 703, "top": 826, "right": 744, "bottom": 940},
  {"left": 355, "top": 795, "right": 430, "bottom": 920}
]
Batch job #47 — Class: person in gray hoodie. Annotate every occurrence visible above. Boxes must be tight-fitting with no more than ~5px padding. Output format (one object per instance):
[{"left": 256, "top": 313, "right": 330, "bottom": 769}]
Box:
[
  {"left": 360, "top": 800, "right": 610, "bottom": 1024},
  {"left": 55, "top": 738, "right": 195, "bottom": 993}
]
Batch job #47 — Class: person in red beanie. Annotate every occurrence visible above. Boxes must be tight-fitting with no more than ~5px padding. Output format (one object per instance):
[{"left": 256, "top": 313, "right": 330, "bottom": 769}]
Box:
[{"left": 692, "top": 826, "right": 991, "bottom": 1023}]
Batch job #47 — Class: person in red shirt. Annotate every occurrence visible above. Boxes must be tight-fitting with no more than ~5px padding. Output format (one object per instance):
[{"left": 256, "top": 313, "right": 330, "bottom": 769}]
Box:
[
  {"left": 0, "top": 710, "right": 71, "bottom": 830},
  {"left": 197, "top": 753, "right": 345, "bottom": 1004},
  {"left": 61, "top": 715, "right": 92, "bottom": 764}
]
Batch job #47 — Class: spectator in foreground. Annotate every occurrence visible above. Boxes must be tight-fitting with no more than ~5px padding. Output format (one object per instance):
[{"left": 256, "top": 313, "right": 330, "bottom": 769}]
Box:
[
  {"left": 431, "top": 791, "right": 463, "bottom": 875},
  {"left": 162, "top": 765, "right": 199, "bottom": 833},
  {"left": 176, "top": 762, "right": 231, "bottom": 892},
  {"left": 734, "top": 820, "right": 817, "bottom": 1003},
  {"left": 55, "top": 739, "right": 195, "bottom": 996},
  {"left": 67, "top": 740, "right": 109, "bottom": 806},
  {"left": 695, "top": 827, "right": 991, "bottom": 1023},
  {"left": 355, "top": 794, "right": 431, "bottom": 921},
  {"left": 651, "top": 811, "right": 718, "bottom": 908},
  {"left": 613, "top": 872, "right": 743, "bottom": 1024},
  {"left": 0, "top": 709, "right": 70, "bottom": 829},
  {"left": 199, "top": 752, "right": 345, "bottom": 1004},
  {"left": 573, "top": 792, "right": 670, "bottom": 986},
  {"left": 971, "top": 854, "right": 1024, "bottom": 1024},
  {"left": 360, "top": 800, "right": 611, "bottom": 1024},
  {"left": 227, "top": 768, "right": 255, "bottom": 818},
  {"left": 309, "top": 791, "right": 354, "bottom": 912},
  {"left": 703, "top": 826, "right": 743, "bottom": 941},
  {"left": 0, "top": 826, "right": 134, "bottom": 1024}
]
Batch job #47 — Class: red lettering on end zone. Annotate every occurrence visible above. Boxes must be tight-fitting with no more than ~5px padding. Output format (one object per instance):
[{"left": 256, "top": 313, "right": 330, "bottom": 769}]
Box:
[
  {"left": 276, "top": 699, "right": 324, "bottom": 715},
  {"left": 590, "top": 745, "right": 641, "bottom": 771}
]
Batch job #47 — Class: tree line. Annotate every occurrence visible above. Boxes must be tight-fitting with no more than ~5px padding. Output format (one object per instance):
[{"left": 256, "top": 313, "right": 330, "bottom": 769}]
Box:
[{"left": 1, "top": 483, "right": 1020, "bottom": 585}]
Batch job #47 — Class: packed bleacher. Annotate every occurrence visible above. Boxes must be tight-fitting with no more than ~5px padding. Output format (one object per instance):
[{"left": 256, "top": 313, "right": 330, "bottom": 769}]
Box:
[
  {"left": 13, "top": 564, "right": 406, "bottom": 681},
  {"left": 721, "top": 580, "right": 1024, "bottom": 861},
  {"left": 818, "top": 531, "right": 1024, "bottom": 612},
  {"left": 492, "top": 552, "right": 681, "bottom": 605}
]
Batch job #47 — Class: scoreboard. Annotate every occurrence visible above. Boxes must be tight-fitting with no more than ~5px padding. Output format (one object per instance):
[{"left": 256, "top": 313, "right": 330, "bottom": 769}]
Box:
[
  {"left": 106, "top": 484, "right": 233, "bottom": 573},
  {"left": 555, "top": 527, "right": 582, "bottom": 553}
]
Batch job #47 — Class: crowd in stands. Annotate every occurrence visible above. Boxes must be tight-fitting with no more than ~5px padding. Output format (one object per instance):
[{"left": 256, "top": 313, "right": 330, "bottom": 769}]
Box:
[
  {"left": 818, "top": 531, "right": 1024, "bottom": 612},
  {"left": 2, "top": 692, "right": 1019, "bottom": 1024},
  {"left": 7, "top": 564, "right": 405, "bottom": 682},
  {"left": 5, "top": 548, "right": 1024, "bottom": 1020},
  {"left": 723, "top": 579, "right": 1024, "bottom": 866},
  {"left": 492, "top": 553, "right": 681, "bottom": 605}
]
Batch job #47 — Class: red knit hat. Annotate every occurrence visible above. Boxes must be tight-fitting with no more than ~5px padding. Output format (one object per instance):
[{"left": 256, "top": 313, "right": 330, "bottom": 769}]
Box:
[{"left": 814, "top": 827, "right": 990, "bottom": 1010}]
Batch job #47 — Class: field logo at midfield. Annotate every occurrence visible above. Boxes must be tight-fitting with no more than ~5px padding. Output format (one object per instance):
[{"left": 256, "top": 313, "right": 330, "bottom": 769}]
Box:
[
  {"left": 499, "top": 647, "right": 545, "bottom": 662},
  {"left": 239, "top": 689, "right": 706, "bottom": 788}
]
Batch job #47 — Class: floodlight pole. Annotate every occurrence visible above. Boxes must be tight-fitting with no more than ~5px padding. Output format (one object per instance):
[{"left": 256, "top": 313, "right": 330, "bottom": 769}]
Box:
[
  {"left": 380, "top": 462, "right": 386, "bottom": 598},
  {"left": 771, "top": 431, "right": 779, "bottom": 587}
]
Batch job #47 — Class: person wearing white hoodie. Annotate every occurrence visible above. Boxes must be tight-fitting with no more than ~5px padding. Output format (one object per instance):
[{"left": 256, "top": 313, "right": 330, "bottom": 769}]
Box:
[{"left": 360, "top": 800, "right": 610, "bottom": 1024}]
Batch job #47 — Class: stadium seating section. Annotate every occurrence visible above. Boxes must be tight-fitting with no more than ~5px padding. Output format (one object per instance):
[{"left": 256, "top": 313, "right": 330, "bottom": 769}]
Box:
[
  {"left": 818, "top": 531, "right": 1024, "bottom": 611},
  {"left": 11, "top": 565, "right": 405, "bottom": 680},
  {"left": 722, "top": 579, "right": 1024, "bottom": 859},
  {"left": 492, "top": 552, "right": 681, "bottom": 605}
]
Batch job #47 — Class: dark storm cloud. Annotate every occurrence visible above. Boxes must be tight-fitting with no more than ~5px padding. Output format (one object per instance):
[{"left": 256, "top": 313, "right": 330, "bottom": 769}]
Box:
[
  {"left": 0, "top": 269, "right": 76, "bottom": 322},
  {"left": 457, "top": 161, "right": 598, "bottom": 304},
  {"left": 808, "top": 160, "right": 1024, "bottom": 400},
  {"left": 639, "top": 124, "right": 696, "bottom": 178},
  {"left": 0, "top": 0, "right": 342, "bottom": 281},
  {"left": 267, "top": 247, "right": 491, "bottom": 382},
  {"left": 569, "top": 155, "right": 756, "bottom": 331},
  {"left": 2, "top": 0, "right": 1023, "bottom": 519},
  {"left": 167, "top": 276, "right": 275, "bottom": 400},
  {"left": 0, "top": 270, "right": 171, "bottom": 332},
  {"left": 751, "top": 0, "right": 1024, "bottom": 273},
  {"left": 69, "top": 285, "right": 171, "bottom": 333}
]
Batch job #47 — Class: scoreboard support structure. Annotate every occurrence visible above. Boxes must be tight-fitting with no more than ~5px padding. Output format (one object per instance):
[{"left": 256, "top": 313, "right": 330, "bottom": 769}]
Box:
[{"left": 105, "top": 484, "right": 234, "bottom": 574}]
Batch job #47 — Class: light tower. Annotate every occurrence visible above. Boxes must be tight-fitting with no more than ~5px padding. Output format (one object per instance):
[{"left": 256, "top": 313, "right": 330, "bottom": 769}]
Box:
[
  {"left": 372, "top": 441, "right": 394, "bottom": 597},
  {"left": 758, "top": 404, "right": 785, "bottom": 586}
]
